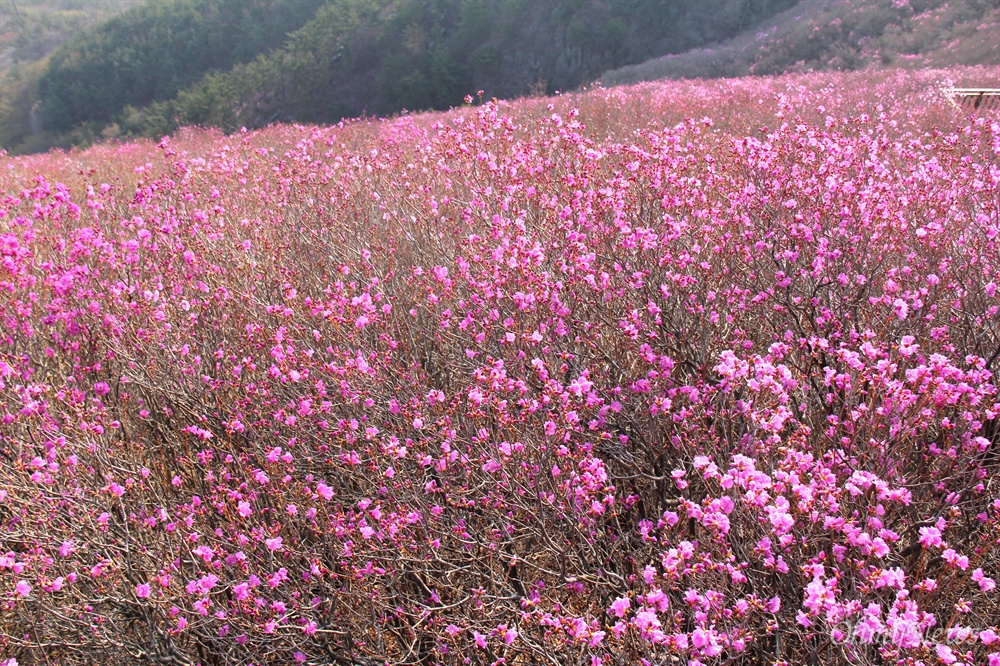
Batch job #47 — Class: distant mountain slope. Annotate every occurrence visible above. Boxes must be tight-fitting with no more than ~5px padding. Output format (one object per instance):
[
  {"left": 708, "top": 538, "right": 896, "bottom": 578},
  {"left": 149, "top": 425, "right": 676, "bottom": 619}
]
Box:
[
  {"left": 0, "top": 0, "right": 145, "bottom": 152},
  {"left": 26, "top": 0, "right": 996, "bottom": 154},
  {"left": 124, "top": 0, "right": 803, "bottom": 136},
  {"left": 0, "top": 0, "right": 144, "bottom": 74},
  {"left": 36, "top": 0, "right": 328, "bottom": 132},
  {"left": 599, "top": 0, "right": 1000, "bottom": 85}
]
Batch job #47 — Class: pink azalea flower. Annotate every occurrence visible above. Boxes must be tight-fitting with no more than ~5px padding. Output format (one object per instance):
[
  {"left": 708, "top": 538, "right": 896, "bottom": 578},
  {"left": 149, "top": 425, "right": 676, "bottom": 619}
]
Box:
[
  {"left": 942, "top": 548, "right": 969, "bottom": 570},
  {"left": 892, "top": 298, "right": 909, "bottom": 320},
  {"left": 609, "top": 597, "right": 631, "bottom": 618},
  {"left": 973, "top": 569, "right": 996, "bottom": 592},
  {"left": 233, "top": 582, "right": 250, "bottom": 601}
]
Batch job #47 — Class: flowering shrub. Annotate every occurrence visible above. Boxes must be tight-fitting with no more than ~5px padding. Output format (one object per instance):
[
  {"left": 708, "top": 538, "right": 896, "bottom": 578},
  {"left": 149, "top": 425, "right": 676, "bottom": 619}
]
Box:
[{"left": 1, "top": 67, "right": 999, "bottom": 665}]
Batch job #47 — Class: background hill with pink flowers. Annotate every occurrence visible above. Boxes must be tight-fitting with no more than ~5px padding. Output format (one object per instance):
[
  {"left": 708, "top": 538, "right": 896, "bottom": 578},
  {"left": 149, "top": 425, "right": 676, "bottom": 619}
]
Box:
[{"left": 1, "top": 0, "right": 997, "bottom": 154}]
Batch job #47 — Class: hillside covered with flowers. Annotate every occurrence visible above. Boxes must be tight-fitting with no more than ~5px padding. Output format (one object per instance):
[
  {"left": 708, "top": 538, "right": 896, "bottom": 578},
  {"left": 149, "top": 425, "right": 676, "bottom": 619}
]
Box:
[{"left": 1, "top": 67, "right": 999, "bottom": 665}]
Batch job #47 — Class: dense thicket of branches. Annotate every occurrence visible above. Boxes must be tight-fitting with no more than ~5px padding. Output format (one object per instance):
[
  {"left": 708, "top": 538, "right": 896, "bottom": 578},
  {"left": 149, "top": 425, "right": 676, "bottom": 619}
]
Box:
[{"left": 2, "top": 67, "right": 1000, "bottom": 665}]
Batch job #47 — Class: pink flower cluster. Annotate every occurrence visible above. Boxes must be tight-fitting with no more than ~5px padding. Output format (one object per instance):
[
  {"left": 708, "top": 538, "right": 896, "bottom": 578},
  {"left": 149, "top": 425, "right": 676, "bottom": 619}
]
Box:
[{"left": 1, "top": 66, "right": 999, "bottom": 664}]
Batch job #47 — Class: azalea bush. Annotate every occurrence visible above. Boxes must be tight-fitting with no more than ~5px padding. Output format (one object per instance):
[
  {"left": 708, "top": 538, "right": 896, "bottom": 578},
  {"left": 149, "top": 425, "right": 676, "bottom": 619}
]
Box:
[{"left": 1, "top": 67, "right": 999, "bottom": 665}]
